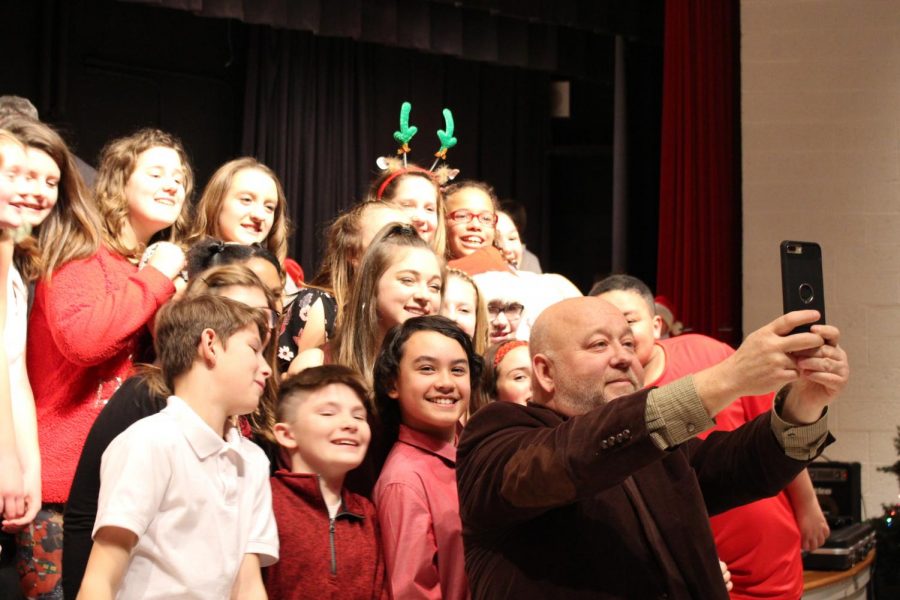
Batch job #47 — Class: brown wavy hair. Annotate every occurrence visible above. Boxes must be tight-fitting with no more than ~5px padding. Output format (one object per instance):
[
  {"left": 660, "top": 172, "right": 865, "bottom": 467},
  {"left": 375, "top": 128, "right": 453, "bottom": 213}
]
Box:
[
  {"left": 94, "top": 128, "right": 193, "bottom": 260},
  {"left": 0, "top": 116, "right": 99, "bottom": 281},
  {"left": 185, "top": 157, "right": 290, "bottom": 262}
]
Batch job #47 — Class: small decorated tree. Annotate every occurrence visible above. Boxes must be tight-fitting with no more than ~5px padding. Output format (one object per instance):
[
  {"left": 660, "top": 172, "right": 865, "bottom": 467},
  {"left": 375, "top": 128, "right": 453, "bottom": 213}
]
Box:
[{"left": 873, "top": 426, "right": 900, "bottom": 597}]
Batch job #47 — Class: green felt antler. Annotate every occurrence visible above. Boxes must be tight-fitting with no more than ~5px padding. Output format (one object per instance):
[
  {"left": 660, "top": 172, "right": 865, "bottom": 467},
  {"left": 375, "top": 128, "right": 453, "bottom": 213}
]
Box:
[
  {"left": 434, "top": 108, "right": 457, "bottom": 159},
  {"left": 392, "top": 102, "right": 418, "bottom": 159}
]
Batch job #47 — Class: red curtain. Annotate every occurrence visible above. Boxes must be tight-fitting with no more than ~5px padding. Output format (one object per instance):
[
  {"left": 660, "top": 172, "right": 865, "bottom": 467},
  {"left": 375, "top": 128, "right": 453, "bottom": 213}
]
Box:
[{"left": 656, "top": 0, "right": 740, "bottom": 346}]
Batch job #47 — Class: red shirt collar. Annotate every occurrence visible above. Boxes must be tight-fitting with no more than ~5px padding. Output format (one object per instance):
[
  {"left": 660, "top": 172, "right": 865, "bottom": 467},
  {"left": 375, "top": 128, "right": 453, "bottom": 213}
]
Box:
[{"left": 397, "top": 424, "right": 457, "bottom": 465}]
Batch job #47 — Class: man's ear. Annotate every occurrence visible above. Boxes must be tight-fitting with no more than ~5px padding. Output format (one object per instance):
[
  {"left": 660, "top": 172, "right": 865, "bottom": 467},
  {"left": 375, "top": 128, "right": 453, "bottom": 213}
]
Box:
[
  {"left": 531, "top": 353, "right": 555, "bottom": 396},
  {"left": 197, "top": 328, "right": 219, "bottom": 367},
  {"left": 652, "top": 315, "right": 663, "bottom": 340},
  {"left": 273, "top": 422, "right": 298, "bottom": 449}
]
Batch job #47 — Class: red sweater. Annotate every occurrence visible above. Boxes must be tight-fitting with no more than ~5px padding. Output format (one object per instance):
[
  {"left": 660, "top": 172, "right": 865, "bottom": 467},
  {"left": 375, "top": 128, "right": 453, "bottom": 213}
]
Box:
[
  {"left": 653, "top": 334, "right": 803, "bottom": 600},
  {"left": 265, "top": 470, "right": 389, "bottom": 600},
  {"left": 26, "top": 246, "right": 174, "bottom": 503}
]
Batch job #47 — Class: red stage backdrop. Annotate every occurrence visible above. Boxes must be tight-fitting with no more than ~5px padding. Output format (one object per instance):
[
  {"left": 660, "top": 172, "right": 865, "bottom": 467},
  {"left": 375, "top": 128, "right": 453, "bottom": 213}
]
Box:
[{"left": 657, "top": 0, "right": 741, "bottom": 346}]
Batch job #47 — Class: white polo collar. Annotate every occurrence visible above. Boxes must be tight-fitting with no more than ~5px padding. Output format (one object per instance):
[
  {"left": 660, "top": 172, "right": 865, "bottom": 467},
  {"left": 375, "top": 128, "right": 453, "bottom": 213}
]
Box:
[{"left": 164, "top": 395, "right": 242, "bottom": 460}]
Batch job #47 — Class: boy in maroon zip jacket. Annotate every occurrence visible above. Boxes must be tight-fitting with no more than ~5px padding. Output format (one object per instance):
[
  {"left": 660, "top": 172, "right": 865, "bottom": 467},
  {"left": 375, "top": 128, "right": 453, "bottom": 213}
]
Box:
[{"left": 267, "top": 365, "right": 389, "bottom": 600}]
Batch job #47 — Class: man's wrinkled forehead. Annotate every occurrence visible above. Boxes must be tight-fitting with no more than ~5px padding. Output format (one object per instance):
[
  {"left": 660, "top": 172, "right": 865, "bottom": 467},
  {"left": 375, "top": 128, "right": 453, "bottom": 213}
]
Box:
[
  {"left": 533, "top": 296, "right": 629, "bottom": 351},
  {"left": 571, "top": 303, "right": 631, "bottom": 341}
]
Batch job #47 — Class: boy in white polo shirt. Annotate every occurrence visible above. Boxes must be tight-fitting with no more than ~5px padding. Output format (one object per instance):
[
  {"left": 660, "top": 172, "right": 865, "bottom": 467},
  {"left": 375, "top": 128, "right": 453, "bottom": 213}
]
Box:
[{"left": 77, "top": 294, "right": 279, "bottom": 599}]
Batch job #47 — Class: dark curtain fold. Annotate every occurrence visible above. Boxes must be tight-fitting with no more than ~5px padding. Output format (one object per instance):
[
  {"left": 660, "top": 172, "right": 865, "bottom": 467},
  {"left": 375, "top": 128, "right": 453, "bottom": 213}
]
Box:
[
  {"left": 241, "top": 26, "right": 550, "bottom": 274},
  {"left": 656, "top": 0, "right": 740, "bottom": 345},
  {"left": 242, "top": 28, "right": 375, "bottom": 267}
]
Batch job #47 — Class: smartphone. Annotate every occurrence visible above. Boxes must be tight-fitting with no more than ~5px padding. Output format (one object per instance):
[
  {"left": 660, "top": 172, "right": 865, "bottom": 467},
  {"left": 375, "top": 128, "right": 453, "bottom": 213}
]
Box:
[{"left": 780, "top": 240, "right": 826, "bottom": 334}]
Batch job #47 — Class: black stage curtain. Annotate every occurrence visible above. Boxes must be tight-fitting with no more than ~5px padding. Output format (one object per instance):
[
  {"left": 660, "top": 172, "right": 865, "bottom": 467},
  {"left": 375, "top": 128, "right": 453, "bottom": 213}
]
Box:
[
  {"left": 117, "top": 0, "right": 653, "bottom": 80},
  {"left": 241, "top": 26, "right": 551, "bottom": 274}
]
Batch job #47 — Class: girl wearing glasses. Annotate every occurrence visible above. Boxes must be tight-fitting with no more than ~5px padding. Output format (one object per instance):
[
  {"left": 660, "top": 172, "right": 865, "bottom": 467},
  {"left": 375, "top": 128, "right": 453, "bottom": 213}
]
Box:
[
  {"left": 62, "top": 260, "right": 282, "bottom": 599},
  {"left": 443, "top": 180, "right": 499, "bottom": 260},
  {"left": 485, "top": 299, "right": 526, "bottom": 345}
]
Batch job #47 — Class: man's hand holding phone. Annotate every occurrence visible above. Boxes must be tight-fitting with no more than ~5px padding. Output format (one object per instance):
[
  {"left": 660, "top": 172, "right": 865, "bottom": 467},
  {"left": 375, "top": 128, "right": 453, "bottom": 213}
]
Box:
[{"left": 783, "top": 321, "right": 849, "bottom": 424}]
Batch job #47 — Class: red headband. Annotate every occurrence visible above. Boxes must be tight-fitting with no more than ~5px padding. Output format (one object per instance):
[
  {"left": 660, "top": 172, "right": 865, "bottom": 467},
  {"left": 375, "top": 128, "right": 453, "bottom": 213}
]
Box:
[
  {"left": 376, "top": 166, "right": 435, "bottom": 201},
  {"left": 493, "top": 340, "right": 528, "bottom": 369}
]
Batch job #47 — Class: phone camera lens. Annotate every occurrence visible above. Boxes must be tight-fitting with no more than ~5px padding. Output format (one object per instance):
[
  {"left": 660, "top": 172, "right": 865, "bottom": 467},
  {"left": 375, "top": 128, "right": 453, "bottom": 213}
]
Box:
[{"left": 798, "top": 283, "right": 815, "bottom": 304}]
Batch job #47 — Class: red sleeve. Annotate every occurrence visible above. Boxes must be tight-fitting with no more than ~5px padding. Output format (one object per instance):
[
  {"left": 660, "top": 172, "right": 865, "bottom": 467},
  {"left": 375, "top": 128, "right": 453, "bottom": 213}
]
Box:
[
  {"left": 376, "top": 481, "right": 441, "bottom": 600},
  {"left": 370, "top": 508, "right": 392, "bottom": 600},
  {"left": 663, "top": 335, "right": 773, "bottom": 431},
  {"left": 43, "top": 249, "right": 174, "bottom": 366}
]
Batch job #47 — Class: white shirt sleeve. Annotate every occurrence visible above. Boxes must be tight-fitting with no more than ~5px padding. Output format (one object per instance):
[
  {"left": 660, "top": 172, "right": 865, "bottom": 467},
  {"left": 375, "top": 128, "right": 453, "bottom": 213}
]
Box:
[
  {"left": 93, "top": 424, "right": 170, "bottom": 539},
  {"left": 244, "top": 452, "right": 279, "bottom": 567}
]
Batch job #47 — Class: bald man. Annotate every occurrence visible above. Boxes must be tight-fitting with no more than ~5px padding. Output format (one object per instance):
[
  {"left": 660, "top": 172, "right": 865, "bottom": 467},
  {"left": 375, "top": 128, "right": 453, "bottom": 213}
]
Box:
[
  {"left": 593, "top": 274, "right": 828, "bottom": 599},
  {"left": 456, "top": 297, "right": 848, "bottom": 599}
]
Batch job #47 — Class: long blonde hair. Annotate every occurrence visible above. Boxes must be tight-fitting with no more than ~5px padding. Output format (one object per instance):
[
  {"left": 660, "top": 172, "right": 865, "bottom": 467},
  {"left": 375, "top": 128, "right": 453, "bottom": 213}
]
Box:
[
  {"left": 185, "top": 157, "right": 290, "bottom": 262},
  {"left": 94, "top": 128, "right": 193, "bottom": 260}
]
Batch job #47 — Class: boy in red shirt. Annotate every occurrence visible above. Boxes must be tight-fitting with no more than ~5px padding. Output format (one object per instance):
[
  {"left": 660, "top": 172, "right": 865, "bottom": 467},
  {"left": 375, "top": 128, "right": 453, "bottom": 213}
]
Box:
[{"left": 268, "top": 365, "right": 388, "bottom": 600}]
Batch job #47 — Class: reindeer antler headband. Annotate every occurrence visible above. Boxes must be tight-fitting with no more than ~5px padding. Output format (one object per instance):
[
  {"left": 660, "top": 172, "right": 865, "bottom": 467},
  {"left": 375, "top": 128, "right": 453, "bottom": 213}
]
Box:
[
  {"left": 378, "top": 101, "right": 459, "bottom": 170},
  {"left": 374, "top": 102, "right": 460, "bottom": 200}
]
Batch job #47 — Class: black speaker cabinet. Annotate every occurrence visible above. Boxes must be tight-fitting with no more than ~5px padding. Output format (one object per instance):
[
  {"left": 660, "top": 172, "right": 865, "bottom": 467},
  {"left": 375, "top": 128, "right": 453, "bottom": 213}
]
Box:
[{"left": 807, "top": 461, "right": 861, "bottom": 526}]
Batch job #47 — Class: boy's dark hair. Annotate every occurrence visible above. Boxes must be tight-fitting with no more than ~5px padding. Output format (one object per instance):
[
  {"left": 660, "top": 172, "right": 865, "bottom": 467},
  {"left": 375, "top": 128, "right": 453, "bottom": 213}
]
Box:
[
  {"left": 154, "top": 294, "right": 269, "bottom": 390},
  {"left": 276, "top": 365, "right": 371, "bottom": 422},
  {"left": 589, "top": 274, "right": 656, "bottom": 315},
  {"left": 373, "top": 316, "right": 483, "bottom": 446},
  {"left": 186, "top": 237, "right": 282, "bottom": 281}
]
